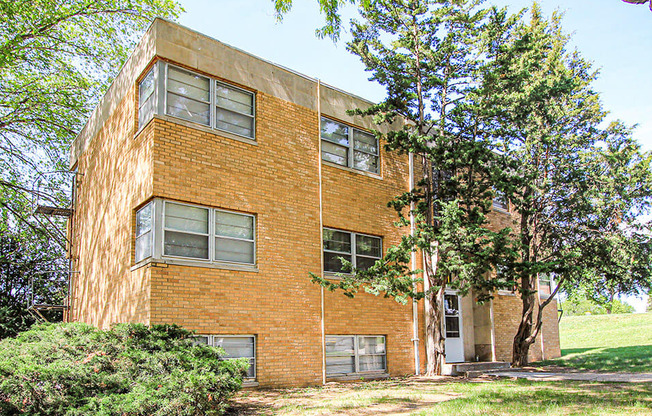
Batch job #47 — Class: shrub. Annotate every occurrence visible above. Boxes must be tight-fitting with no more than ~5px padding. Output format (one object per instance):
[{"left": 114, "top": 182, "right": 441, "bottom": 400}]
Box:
[{"left": 0, "top": 323, "right": 247, "bottom": 415}]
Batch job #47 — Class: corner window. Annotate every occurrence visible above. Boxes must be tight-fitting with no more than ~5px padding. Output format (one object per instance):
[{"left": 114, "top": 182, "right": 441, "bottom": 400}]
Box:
[
  {"left": 323, "top": 228, "right": 381, "bottom": 273},
  {"left": 325, "top": 335, "right": 386, "bottom": 376},
  {"left": 138, "top": 67, "right": 157, "bottom": 129},
  {"left": 321, "top": 117, "right": 379, "bottom": 174},
  {"left": 135, "top": 202, "right": 153, "bottom": 262},
  {"left": 137, "top": 62, "right": 256, "bottom": 139},
  {"left": 134, "top": 199, "right": 256, "bottom": 266},
  {"left": 193, "top": 335, "right": 256, "bottom": 379}
]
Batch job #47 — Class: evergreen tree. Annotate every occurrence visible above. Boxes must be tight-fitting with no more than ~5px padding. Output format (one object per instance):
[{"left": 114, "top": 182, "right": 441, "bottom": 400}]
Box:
[
  {"left": 312, "top": 0, "right": 516, "bottom": 375},
  {"left": 479, "top": 5, "right": 652, "bottom": 366}
]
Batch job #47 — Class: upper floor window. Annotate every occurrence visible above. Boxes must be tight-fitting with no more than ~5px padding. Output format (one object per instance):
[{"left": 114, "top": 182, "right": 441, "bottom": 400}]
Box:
[
  {"left": 138, "top": 67, "right": 156, "bottom": 129},
  {"left": 539, "top": 273, "right": 553, "bottom": 298},
  {"left": 137, "top": 62, "right": 256, "bottom": 139},
  {"left": 134, "top": 198, "right": 256, "bottom": 266},
  {"left": 321, "top": 117, "right": 379, "bottom": 174},
  {"left": 493, "top": 189, "right": 509, "bottom": 212},
  {"left": 323, "top": 228, "right": 382, "bottom": 273}
]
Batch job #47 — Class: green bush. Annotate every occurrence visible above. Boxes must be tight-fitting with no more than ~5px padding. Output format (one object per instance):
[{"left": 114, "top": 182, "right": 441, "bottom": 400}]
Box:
[{"left": 0, "top": 323, "right": 246, "bottom": 415}]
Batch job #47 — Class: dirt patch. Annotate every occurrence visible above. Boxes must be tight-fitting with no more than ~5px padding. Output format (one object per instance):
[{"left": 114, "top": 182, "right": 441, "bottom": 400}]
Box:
[{"left": 226, "top": 378, "right": 464, "bottom": 415}]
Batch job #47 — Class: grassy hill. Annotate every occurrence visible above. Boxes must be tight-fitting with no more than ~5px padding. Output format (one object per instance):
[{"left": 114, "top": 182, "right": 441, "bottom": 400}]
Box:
[{"left": 540, "top": 312, "right": 652, "bottom": 372}]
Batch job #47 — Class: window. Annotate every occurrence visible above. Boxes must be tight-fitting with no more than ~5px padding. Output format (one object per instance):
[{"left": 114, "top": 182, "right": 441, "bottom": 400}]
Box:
[
  {"left": 493, "top": 189, "right": 509, "bottom": 211},
  {"left": 444, "top": 294, "right": 461, "bottom": 338},
  {"left": 323, "top": 228, "right": 381, "bottom": 273},
  {"left": 164, "top": 202, "right": 210, "bottom": 260},
  {"left": 135, "top": 202, "right": 153, "bottom": 262},
  {"left": 138, "top": 67, "right": 156, "bottom": 129},
  {"left": 134, "top": 199, "right": 256, "bottom": 266},
  {"left": 137, "top": 63, "right": 256, "bottom": 139},
  {"left": 193, "top": 335, "right": 256, "bottom": 379},
  {"left": 166, "top": 66, "right": 211, "bottom": 126},
  {"left": 539, "top": 273, "right": 552, "bottom": 297},
  {"left": 321, "top": 117, "right": 379, "bottom": 174},
  {"left": 325, "top": 335, "right": 386, "bottom": 376}
]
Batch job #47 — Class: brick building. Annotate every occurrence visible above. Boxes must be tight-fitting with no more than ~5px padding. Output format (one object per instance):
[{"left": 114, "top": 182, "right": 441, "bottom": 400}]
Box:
[{"left": 67, "top": 18, "right": 560, "bottom": 387}]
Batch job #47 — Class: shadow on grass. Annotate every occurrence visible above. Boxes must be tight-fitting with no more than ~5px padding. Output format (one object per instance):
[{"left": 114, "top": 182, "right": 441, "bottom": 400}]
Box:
[
  {"left": 419, "top": 379, "right": 652, "bottom": 415},
  {"left": 538, "top": 345, "right": 652, "bottom": 372}
]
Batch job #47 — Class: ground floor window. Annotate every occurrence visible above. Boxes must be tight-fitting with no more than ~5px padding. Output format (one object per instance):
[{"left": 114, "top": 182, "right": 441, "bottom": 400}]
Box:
[
  {"left": 193, "top": 335, "right": 256, "bottom": 379},
  {"left": 325, "top": 335, "right": 386, "bottom": 376}
]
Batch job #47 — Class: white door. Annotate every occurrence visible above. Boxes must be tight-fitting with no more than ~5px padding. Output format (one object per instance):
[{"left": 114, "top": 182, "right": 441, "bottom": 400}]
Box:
[{"left": 444, "top": 293, "right": 464, "bottom": 363}]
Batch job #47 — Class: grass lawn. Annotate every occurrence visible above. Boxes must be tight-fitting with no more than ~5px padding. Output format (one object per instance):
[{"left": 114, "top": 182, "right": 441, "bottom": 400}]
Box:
[
  {"left": 228, "top": 378, "right": 652, "bottom": 415},
  {"left": 537, "top": 312, "right": 652, "bottom": 372}
]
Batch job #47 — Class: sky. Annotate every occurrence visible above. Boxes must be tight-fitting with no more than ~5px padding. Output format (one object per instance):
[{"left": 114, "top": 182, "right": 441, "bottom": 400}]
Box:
[{"left": 177, "top": 0, "right": 651, "bottom": 312}]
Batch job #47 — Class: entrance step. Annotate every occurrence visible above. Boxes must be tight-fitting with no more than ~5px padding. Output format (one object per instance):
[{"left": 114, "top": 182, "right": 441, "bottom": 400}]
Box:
[{"left": 442, "top": 361, "right": 511, "bottom": 377}]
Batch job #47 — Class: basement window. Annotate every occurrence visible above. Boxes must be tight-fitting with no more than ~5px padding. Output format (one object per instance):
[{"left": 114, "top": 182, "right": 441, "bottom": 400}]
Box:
[
  {"left": 325, "top": 335, "right": 386, "bottom": 376},
  {"left": 323, "top": 228, "right": 382, "bottom": 273},
  {"left": 193, "top": 335, "right": 256, "bottom": 379},
  {"left": 321, "top": 117, "right": 379, "bottom": 174}
]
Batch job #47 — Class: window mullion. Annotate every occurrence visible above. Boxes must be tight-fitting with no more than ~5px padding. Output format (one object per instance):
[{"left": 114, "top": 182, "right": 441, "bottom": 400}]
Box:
[
  {"left": 352, "top": 233, "right": 357, "bottom": 269},
  {"left": 348, "top": 128, "right": 354, "bottom": 168},
  {"left": 210, "top": 79, "right": 215, "bottom": 129},
  {"left": 209, "top": 208, "right": 215, "bottom": 262},
  {"left": 354, "top": 336, "right": 360, "bottom": 373}
]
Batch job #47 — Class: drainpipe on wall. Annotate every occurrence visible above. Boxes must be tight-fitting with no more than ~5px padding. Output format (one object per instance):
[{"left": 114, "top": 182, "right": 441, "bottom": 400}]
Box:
[
  {"left": 317, "top": 79, "right": 326, "bottom": 385},
  {"left": 409, "top": 152, "right": 420, "bottom": 375}
]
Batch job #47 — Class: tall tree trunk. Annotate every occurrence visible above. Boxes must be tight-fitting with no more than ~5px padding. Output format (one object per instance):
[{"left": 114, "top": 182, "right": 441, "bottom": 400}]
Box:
[
  {"left": 424, "top": 245, "right": 446, "bottom": 376},
  {"left": 512, "top": 284, "right": 536, "bottom": 366}
]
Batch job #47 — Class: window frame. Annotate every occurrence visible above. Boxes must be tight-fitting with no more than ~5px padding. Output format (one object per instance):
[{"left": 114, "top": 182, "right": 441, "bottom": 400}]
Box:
[
  {"left": 133, "top": 198, "right": 256, "bottom": 268},
  {"left": 138, "top": 66, "right": 157, "bottom": 129},
  {"left": 320, "top": 117, "right": 379, "bottom": 174},
  {"left": 322, "top": 227, "right": 382, "bottom": 274},
  {"left": 325, "top": 335, "right": 387, "bottom": 376},
  {"left": 538, "top": 273, "right": 553, "bottom": 298},
  {"left": 192, "top": 335, "right": 257, "bottom": 380},
  {"left": 162, "top": 62, "right": 256, "bottom": 139}
]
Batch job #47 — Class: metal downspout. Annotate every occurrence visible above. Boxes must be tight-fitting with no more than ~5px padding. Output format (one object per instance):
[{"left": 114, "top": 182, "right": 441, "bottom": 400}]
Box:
[
  {"left": 409, "top": 152, "right": 420, "bottom": 375},
  {"left": 317, "top": 79, "right": 326, "bottom": 385}
]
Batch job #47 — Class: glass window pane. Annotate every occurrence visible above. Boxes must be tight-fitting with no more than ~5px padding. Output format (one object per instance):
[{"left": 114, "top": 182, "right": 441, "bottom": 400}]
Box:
[
  {"left": 216, "top": 83, "right": 254, "bottom": 115},
  {"left": 356, "top": 235, "right": 381, "bottom": 257},
  {"left": 192, "top": 335, "right": 210, "bottom": 345},
  {"left": 322, "top": 141, "right": 348, "bottom": 166},
  {"left": 165, "top": 203, "right": 208, "bottom": 234},
  {"left": 216, "top": 211, "right": 254, "bottom": 239},
  {"left": 358, "top": 336, "right": 385, "bottom": 355},
  {"left": 355, "top": 256, "right": 377, "bottom": 271},
  {"left": 164, "top": 231, "right": 209, "bottom": 259},
  {"left": 353, "top": 130, "right": 378, "bottom": 154},
  {"left": 215, "top": 108, "right": 254, "bottom": 137},
  {"left": 138, "top": 95, "right": 156, "bottom": 129},
  {"left": 444, "top": 295, "right": 459, "bottom": 316},
  {"left": 321, "top": 118, "right": 349, "bottom": 146},
  {"left": 215, "top": 237, "right": 254, "bottom": 264},
  {"left": 324, "top": 252, "right": 352, "bottom": 273},
  {"left": 136, "top": 203, "right": 152, "bottom": 237},
  {"left": 325, "top": 336, "right": 355, "bottom": 355},
  {"left": 359, "top": 355, "right": 386, "bottom": 372},
  {"left": 167, "top": 67, "right": 210, "bottom": 102},
  {"left": 354, "top": 151, "right": 379, "bottom": 173},
  {"left": 446, "top": 316, "right": 460, "bottom": 338},
  {"left": 139, "top": 68, "right": 155, "bottom": 103},
  {"left": 166, "top": 94, "right": 210, "bottom": 125},
  {"left": 214, "top": 337, "right": 255, "bottom": 358},
  {"left": 323, "top": 229, "right": 351, "bottom": 253},
  {"left": 326, "top": 356, "right": 355, "bottom": 374},
  {"left": 135, "top": 232, "right": 151, "bottom": 262}
]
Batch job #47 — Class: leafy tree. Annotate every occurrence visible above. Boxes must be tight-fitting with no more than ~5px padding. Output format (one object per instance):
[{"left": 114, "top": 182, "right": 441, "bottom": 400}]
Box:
[
  {"left": 562, "top": 295, "right": 635, "bottom": 316},
  {"left": 312, "top": 0, "right": 516, "bottom": 375},
  {"left": 479, "top": 5, "right": 652, "bottom": 366},
  {"left": 622, "top": 0, "right": 652, "bottom": 11},
  {"left": 0, "top": 323, "right": 245, "bottom": 415},
  {"left": 0, "top": 0, "right": 182, "bottom": 333}
]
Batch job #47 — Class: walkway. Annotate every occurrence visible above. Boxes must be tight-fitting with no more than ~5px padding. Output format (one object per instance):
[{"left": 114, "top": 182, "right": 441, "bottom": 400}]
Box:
[{"left": 488, "top": 370, "right": 652, "bottom": 383}]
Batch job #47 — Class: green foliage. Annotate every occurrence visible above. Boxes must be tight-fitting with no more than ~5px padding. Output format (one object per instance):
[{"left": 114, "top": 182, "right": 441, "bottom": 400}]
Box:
[
  {"left": 562, "top": 297, "right": 634, "bottom": 316},
  {"left": 0, "top": 323, "right": 245, "bottom": 415},
  {"left": 0, "top": 0, "right": 183, "bottom": 335}
]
